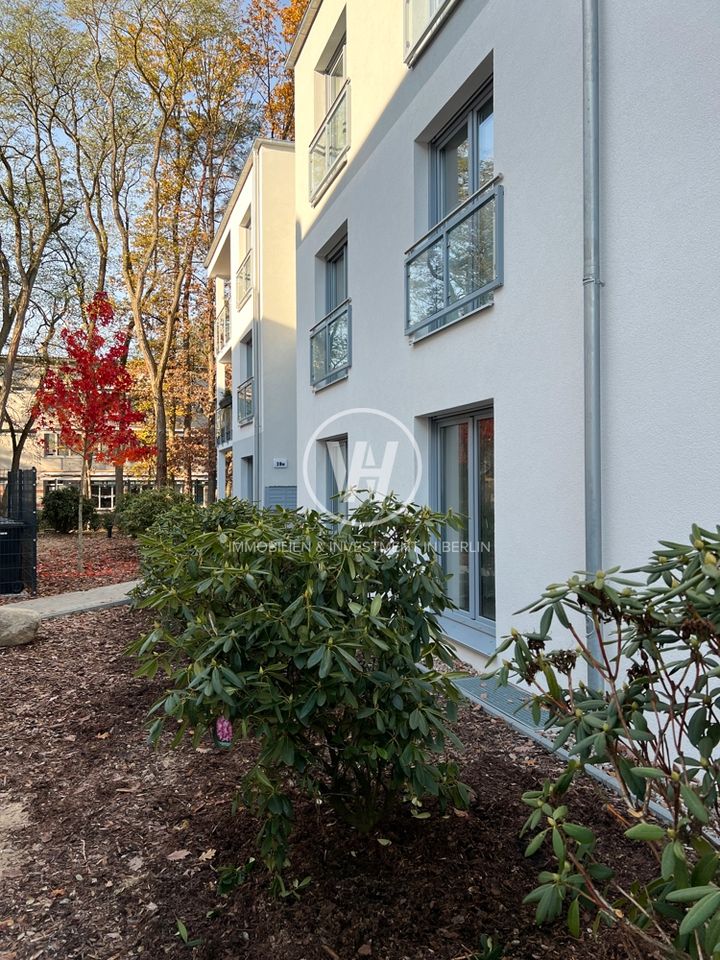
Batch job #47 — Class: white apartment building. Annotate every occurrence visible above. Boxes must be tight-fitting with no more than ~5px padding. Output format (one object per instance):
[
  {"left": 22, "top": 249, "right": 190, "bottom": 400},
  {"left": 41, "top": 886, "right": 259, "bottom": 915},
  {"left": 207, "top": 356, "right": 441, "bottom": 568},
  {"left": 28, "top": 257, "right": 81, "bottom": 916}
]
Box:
[
  {"left": 206, "top": 139, "right": 298, "bottom": 507},
  {"left": 289, "top": 0, "right": 720, "bottom": 666}
]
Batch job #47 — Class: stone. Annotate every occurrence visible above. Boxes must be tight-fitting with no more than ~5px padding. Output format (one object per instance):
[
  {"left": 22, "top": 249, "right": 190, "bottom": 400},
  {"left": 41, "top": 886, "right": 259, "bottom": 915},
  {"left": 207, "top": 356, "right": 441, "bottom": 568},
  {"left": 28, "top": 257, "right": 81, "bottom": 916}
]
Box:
[{"left": 0, "top": 608, "right": 40, "bottom": 647}]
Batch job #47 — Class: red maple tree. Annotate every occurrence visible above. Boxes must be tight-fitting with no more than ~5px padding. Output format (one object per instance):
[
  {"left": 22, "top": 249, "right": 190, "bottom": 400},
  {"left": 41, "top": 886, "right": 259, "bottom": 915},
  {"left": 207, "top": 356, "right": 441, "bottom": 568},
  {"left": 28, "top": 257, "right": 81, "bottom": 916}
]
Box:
[{"left": 34, "top": 292, "right": 153, "bottom": 569}]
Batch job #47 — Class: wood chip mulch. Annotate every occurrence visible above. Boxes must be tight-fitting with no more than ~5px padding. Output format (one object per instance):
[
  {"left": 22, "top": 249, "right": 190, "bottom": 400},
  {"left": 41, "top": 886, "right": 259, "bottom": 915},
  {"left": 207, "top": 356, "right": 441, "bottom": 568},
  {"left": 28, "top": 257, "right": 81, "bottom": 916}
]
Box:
[
  {"left": 0, "top": 533, "right": 139, "bottom": 605},
  {"left": 0, "top": 607, "right": 659, "bottom": 960}
]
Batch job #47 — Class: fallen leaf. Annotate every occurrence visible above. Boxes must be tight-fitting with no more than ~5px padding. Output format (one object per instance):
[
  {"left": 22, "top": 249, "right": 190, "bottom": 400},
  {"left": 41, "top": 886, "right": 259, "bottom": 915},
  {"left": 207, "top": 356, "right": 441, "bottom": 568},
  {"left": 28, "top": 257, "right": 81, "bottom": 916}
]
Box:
[
  {"left": 198, "top": 848, "right": 216, "bottom": 862},
  {"left": 128, "top": 856, "right": 143, "bottom": 872},
  {"left": 358, "top": 945, "right": 372, "bottom": 957},
  {"left": 167, "top": 849, "right": 191, "bottom": 861},
  {"left": 96, "top": 732, "right": 110, "bottom": 740}
]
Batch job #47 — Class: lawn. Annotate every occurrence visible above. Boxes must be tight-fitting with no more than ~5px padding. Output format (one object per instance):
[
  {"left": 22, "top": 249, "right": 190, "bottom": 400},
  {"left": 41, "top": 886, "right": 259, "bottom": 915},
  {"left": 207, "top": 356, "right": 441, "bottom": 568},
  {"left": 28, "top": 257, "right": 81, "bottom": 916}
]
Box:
[{"left": 0, "top": 607, "right": 657, "bottom": 960}]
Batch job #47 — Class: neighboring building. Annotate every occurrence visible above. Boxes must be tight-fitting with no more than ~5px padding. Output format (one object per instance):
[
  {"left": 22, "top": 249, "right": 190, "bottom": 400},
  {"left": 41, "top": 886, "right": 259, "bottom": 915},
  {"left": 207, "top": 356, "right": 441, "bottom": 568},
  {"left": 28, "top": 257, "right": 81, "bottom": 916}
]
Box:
[
  {"left": 288, "top": 0, "right": 720, "bottom": 667},
  {"left": 0, "top": 359, "right": 208, "bottom": 510},
  {"left": 205, "top": 139, "right": 298, "bottom": 508}
]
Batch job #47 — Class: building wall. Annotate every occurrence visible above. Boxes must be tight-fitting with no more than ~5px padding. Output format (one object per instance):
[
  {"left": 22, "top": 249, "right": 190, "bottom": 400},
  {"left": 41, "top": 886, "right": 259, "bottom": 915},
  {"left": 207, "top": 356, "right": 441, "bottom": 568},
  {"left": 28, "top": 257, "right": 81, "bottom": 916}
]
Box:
[
  {"left": 292, "top": 0, "right": 720, "bottom": 665},
  {"left": 210, "top": 140, "right": 297, "bottom": 506}
]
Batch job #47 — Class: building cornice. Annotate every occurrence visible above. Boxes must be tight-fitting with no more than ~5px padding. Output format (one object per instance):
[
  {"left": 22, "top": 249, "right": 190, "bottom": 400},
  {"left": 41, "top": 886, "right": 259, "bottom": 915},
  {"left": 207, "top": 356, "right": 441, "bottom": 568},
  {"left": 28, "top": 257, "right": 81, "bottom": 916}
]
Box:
[{"left": 286, "top": 0, "right": 324, "bottom": 71}]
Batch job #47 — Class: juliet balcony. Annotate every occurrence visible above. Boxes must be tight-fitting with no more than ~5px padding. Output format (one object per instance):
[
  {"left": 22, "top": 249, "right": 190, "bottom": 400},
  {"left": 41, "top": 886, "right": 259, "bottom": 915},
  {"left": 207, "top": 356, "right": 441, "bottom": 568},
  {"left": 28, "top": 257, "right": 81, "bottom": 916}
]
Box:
[
  {"left": 309, "top": 80, "right": 350, "bottom": 204},
  {"left": 405, "top": 181, "right": 504, "bottom": 341}
]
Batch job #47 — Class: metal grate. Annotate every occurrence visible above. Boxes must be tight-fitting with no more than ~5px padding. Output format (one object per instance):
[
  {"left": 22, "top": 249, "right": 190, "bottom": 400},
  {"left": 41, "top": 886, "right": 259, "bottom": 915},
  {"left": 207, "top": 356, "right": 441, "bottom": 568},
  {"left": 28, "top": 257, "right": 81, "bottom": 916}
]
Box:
[
  {"left": 0, "top": 468, "right": 37, "bottom": 595},
  {"left": 264, "top": 486, "right": 297, "bottom": 510}
]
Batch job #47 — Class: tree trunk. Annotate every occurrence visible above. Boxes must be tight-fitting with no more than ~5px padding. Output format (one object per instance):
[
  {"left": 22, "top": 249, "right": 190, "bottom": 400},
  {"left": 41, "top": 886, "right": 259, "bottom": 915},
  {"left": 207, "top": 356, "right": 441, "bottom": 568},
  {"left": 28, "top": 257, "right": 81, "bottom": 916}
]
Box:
[
  {"left": 115, "top": 464, "right": 124, "bottom": 511},
  {"left": 155, "top": 388, "right": 168, "bottom": 487},
  {"left": 77, "top": 456, "right": 86, "bottom": 573}
]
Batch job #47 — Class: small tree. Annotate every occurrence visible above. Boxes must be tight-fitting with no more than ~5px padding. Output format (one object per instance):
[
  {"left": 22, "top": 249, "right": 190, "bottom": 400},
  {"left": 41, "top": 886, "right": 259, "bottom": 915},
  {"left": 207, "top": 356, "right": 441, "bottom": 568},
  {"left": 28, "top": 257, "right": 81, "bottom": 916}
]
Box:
[{"left": 34, "top": 293, "right": 151, "bottom": 570}]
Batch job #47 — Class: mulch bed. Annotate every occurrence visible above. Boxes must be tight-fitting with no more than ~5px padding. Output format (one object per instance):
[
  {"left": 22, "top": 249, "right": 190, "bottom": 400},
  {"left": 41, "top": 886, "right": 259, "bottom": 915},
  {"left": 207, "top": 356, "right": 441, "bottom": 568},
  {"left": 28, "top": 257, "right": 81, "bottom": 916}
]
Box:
[
  {"left": 0, "top": 533, "right": 139, "bottom": 604},
  {"left": 0, "top": 608, "right": 659, "bottom": 960}
]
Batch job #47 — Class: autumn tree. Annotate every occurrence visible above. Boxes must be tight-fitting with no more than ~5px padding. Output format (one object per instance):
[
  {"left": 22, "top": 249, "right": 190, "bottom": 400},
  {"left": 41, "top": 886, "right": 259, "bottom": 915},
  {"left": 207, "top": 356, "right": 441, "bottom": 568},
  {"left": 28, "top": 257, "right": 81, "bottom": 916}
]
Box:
[
  {"left": 69, "top": 0, "right": 257, "bottom": 489},
  {"left": 0, "top": 3, "right": 86, "bottom": 431},
  {"left": 243, "top": 0, "right": 310, "bottom": 139},
  {"left": 34, "top": 293, "right": 151, "bottom": 569}
]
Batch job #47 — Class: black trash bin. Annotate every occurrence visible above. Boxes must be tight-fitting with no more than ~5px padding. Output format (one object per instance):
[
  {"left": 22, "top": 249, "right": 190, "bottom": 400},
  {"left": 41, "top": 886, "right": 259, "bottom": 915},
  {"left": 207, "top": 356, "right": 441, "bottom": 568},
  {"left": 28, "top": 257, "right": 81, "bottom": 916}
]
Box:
[{"left": 0, "top": 518, "right": 26, "bottom": 594}]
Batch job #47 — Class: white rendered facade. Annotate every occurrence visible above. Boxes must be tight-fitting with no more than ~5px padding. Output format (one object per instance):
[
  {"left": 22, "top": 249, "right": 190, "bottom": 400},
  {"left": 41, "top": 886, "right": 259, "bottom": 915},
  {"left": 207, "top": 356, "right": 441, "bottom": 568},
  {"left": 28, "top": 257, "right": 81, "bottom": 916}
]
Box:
[
  {"left": 289, "top": 0, "right": 720, "bottom": 666},
  {"left": 206, "top": 140, "right": 298, "bottom": 508}
]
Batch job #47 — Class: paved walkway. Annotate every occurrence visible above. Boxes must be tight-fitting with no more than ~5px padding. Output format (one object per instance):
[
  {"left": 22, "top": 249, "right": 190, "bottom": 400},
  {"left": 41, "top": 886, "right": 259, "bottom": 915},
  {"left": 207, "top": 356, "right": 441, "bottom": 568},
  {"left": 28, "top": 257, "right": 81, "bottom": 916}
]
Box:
[{"left": 5, "top": 580, "right": 140, "bottom": 621}]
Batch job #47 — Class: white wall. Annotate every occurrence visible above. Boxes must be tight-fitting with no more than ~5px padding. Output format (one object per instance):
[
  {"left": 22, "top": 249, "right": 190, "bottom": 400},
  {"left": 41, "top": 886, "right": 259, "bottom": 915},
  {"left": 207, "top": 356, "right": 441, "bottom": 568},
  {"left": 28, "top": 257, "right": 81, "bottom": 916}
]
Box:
[{"left": 293, "top": 0, "right": 720, "bottom": 660}]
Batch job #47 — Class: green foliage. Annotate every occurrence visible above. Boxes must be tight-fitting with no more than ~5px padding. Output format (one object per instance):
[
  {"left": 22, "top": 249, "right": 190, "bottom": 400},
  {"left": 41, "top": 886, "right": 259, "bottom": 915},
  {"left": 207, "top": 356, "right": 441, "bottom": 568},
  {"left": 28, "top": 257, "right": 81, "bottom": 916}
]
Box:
[
  {"left": 488, "top": 524, "right": 720, "bottom": 958},
  {"left": 131, "top": 494, "right": 470, "bottom": 889},
  {"left": 114, "top": 487, "right": 189, "bottom": 538},
  {"left": 41, "top": 485, "right": 95, "bottom": 534}
]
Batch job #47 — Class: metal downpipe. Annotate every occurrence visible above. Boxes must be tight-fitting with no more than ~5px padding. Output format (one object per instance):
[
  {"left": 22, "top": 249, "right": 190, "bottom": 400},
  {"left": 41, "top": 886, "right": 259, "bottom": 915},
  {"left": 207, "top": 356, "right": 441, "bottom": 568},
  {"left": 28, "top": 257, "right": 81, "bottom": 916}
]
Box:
[{"left": 583, "top": 0, "right": 603, "bottom": 689}]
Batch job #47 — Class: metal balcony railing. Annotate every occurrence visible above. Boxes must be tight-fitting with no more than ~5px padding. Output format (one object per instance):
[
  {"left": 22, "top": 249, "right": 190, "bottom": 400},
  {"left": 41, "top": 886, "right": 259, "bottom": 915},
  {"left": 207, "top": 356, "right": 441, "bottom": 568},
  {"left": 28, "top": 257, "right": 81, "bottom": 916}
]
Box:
[
  {"left": 310, "top": 299, "right": 351, "bottom": 389},
  {"left": 216, "top": 404, "right": 232, "bottom": 446},
  {"left": 236, "top": 250, "right": 252, "bottom": 307},
  {"left": 215, "top": 302, "right": 230, "bottom": 355},
  {"left": 405, "top": 181, "right": 504, "bottom": 340},
  {"left": 237, "top": 377, "right": 254, "bottom": 424},
  {"left": 309, "top": 80, "right": 350, "bottom": 202}
]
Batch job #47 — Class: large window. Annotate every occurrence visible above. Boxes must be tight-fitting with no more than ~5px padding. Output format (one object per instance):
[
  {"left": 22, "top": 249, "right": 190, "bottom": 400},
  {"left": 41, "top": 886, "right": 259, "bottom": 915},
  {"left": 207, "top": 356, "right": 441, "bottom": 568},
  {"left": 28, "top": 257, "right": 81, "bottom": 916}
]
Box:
[
  {"left": 406, "top": 83, "right": 502, "bottom": 340},
  {"left": 436, "top": 409, "right": 495, "bottom": 628},
  {"left": 43, "top": 433, "right": 71, "bottom": 457},
  {"left": 311, "top": 240, "right": 351, "bottom": 389},
  {"left": 310, "top": 39, "right": 350, "bottom": 202}
]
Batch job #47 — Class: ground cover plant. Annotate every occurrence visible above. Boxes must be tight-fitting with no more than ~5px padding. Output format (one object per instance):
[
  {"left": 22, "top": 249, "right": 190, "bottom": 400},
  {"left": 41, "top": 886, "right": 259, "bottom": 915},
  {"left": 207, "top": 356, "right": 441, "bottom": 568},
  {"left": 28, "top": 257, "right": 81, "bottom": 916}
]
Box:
[
  {"left": 131, "top": 495, "right": 470, "bottom": 891},
  {"left": 489, "top": 523, "right": 720, "bottom": 959}
]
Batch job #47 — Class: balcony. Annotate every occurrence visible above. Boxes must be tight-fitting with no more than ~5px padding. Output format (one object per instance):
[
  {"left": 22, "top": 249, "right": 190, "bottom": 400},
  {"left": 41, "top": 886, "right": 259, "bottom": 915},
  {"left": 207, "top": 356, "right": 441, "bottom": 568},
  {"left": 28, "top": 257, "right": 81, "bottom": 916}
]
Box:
[
  {"left": 216, "top": 405, "right": 232, "bottom": 447},
  {"left": 405, "top": 182, "right": 504, "bottom": 341},
  {"left": 237, "top": 377, "right": 254, "bottom": 424},
  {"left": 310, "top": 299, "right": 351, "bottom": 389},
  {"left": 309, "top": 80, "right": 350, "bottom": 204},
  {"left": 404, "top": 0, "right": 461, "bottom": 63},
  {"left": 214, "top": 302, "right": 230, "bottom": 356},
  {"left": 236, "top": 250, "right": 252, "bottom": 307}
]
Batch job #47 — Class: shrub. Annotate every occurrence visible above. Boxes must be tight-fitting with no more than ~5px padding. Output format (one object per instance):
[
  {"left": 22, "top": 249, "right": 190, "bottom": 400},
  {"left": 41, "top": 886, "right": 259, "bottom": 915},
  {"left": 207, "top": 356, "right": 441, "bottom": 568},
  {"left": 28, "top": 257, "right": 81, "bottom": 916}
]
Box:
[
  {"left": 114, "top": 486, "right": 189, "bottom": 538},
  {"left": 488, "top": 524, "right": 720, "bottom": 958},
  {"left": 42, "top": 485, "right": 96, "bottom": 534},
  {"left": 131, "top": 495, "right": 470, "bottom": 891}
]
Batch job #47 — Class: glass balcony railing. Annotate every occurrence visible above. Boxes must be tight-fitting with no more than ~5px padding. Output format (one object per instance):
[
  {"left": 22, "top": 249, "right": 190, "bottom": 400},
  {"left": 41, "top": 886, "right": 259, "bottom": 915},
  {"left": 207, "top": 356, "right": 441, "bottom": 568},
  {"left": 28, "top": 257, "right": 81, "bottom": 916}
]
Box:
[
  {"left": 215, "top": 302, "right": 230, "bottom": 355},
  {"left": 309, "top": 80, "right": 350, "bottom": 202},
  {"left": 236, "top": 250, "right": 252, "bottom": 307},
  {"left": 216, "top": 404, "right": 232, "bottom": 446},
  {"left": 237, "top": 377, "right": 254, "bottom": 424},
  {"left": 405, "top": 182, "right": 504, "bottom": 340},
  {"left": 310, "top": 299, "right": 351, "bottom": 389},
  {"left": 404, "top": 0, "right": 459, "bottom": 61}
]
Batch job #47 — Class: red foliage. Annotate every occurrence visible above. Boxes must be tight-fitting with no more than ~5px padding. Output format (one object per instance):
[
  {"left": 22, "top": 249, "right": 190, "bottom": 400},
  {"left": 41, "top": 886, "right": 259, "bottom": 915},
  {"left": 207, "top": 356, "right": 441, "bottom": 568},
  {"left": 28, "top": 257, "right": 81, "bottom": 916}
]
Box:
[{"left": 34, "top": 293, "right": 154, "bottom": 467}]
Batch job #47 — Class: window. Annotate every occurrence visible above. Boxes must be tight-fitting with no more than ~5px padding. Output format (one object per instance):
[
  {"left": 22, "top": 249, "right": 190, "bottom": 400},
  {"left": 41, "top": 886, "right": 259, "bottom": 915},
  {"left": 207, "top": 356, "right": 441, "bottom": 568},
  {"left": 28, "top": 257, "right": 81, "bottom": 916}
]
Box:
[
  {"left": 406, "top": 83, "right": 502, "bottom": 340},
  {"left": 236, "top": 249, "right": 251, "bottom": 307},
  {"left": 310, "top": 39, "right": 350, "bottom": 202},
  {"left": 311, "top": 240, "right": 351, "bottom": 389},
  {"left": 436, "top": 409, "right": 495, "bottom": 628},
  {"left": 404, "top": 0, "right": 461, "bottom": 63},
  {"left": 91, "top": 482, "right": 115, "bottom": 511},
  {"left": 43, "top": 433, "right": 71, "bottom": 457},
  {"left": 325, "top": 436, "right": 348, "bottom": 518},
  {"left": 241, "top": 455, "right": 254, "bottom": 501},
  {"left": 238, "top": 334, "right": 254, "bottom": 423}
]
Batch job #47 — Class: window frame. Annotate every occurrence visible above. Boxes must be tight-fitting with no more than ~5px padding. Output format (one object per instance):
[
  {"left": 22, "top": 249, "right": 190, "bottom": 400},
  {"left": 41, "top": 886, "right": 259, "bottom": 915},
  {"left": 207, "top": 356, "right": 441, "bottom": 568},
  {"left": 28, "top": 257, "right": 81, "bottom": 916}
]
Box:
[
  {"left": 325, "top": 435, "right": 349, "bottom": 519},
  {"left": 431, "top": 82, "right": 494, "bottom": 225},
  {"left": 433, "top": 406, "right": 495, "bottom": 651},
  {"left": 311, "top": 238, "right": 352, "bottom": 390}
]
